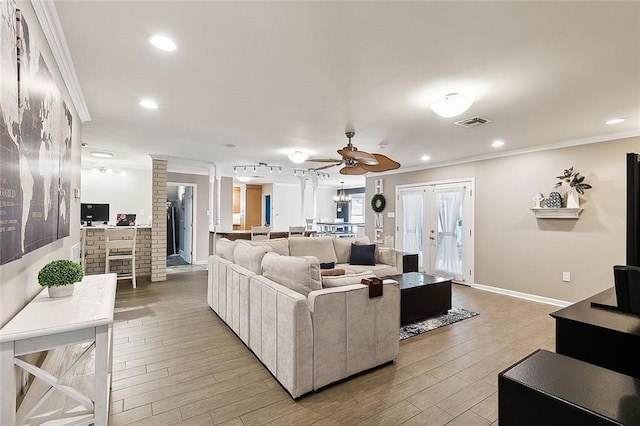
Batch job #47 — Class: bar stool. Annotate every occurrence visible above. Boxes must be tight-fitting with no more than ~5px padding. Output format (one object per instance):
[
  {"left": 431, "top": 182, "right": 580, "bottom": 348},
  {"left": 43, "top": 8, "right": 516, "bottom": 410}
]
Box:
[
  {"left": 288, "top": 226, "right": 305, "bottom": 238},
  {"left": 80, "top": 227, "right": 87, "bottom": 273},
  {"left": 251, "top": 226, "right": 271, "bottom": 241},
  {"left": 105, "top": 227, "right": 137, "bottom": 288}
]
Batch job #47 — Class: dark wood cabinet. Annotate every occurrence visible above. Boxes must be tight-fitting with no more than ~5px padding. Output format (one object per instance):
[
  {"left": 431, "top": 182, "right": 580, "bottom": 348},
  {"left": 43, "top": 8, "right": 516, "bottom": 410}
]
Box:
[{"left": 402, "top": 253, "right": 418, "bottom": 273}]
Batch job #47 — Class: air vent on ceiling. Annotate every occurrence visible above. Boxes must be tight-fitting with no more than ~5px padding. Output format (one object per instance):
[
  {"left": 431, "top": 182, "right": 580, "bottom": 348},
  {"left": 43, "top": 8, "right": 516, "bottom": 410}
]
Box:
[{"left": 454, "top": 116, "right": 493, "bottom": 128}]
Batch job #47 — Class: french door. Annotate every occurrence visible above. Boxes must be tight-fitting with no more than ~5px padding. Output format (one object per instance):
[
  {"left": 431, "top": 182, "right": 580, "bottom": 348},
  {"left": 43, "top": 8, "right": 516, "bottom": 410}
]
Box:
[{"left": 397, "top": 179, "right": 474, "bottom": 283}]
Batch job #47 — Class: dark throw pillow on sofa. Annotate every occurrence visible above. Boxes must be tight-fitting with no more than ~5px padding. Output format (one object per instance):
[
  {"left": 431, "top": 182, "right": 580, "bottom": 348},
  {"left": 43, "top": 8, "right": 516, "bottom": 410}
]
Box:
[
  {"left": 349, "top": 243, "right": 376, "bottom": 266},
  {"left": 320, "top": 261, "right": 336, "bottom": 270}
]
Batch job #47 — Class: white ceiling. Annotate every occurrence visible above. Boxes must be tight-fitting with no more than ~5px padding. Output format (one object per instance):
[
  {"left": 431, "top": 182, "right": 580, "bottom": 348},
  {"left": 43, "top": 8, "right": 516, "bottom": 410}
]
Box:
[{"left": 55, "top": 1, "right": 640, "bottom": 187}]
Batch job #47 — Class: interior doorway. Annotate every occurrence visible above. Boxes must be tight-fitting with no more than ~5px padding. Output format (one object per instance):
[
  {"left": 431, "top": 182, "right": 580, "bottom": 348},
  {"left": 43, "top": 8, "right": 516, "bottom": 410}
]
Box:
[
  {"left": 396, "top": 179, "right": 475, "bottom": 284},
  {"left": 167, "top": 183, "right": 195, "bottom": 267}
]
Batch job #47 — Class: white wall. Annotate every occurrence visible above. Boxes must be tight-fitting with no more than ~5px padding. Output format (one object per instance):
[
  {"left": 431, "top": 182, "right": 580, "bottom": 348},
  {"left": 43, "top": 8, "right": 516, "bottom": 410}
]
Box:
[
  {"left": 81, "top": 168, "right": 152, "bottom": 225},
  {"left": 218, "top": 176, "right": 234, "bottom": 232},
  {"left": 271, "top": 184, "right": 303, "bottom": 231},
  {"left": 0, "top": 1, "right": 82, "bottom": 326},
  {"left": 313, "top": 186, "right": 339, "bottom": 222}
]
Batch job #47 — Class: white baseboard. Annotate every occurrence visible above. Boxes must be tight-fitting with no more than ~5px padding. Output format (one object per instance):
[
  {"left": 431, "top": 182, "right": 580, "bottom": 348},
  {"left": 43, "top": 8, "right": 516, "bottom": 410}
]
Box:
[
  {"left": 193, "top": 260, "right": 208, "bottom": 265},
  {"left": 471, "top": 282, "right": 571, "bottom": 307}
]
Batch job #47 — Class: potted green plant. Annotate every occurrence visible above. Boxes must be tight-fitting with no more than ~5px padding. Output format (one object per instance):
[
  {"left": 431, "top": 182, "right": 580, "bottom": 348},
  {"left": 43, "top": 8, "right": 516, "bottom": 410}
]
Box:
[{"left": 38, "top": 259, "right": 84, "bottom": 298}]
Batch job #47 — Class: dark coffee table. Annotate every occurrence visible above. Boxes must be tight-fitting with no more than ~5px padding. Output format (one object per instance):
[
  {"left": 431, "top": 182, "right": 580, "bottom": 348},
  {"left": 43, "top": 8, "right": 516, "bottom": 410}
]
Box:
[{"left": 385, "top": 272, "right": 452, "bottom": 325}]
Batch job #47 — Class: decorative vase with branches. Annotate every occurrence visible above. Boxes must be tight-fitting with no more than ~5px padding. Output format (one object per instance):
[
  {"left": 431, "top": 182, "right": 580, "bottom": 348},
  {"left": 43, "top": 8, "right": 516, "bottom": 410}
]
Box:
[{"left": 554, "top": 167, "right": 592, "bottom": 208}]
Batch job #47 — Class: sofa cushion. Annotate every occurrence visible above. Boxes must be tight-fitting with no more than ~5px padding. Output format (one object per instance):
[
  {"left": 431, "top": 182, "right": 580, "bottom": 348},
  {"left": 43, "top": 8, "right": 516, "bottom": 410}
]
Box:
[
  {"left": 337, "top": 263, "right": 397, "bottom": 278},
  {"left": 350, "top": 244, "right": 376, "bottom": 266},
  {"left": 233, "top": 244, "right": 273, "bottom": 274},
  {"left": 322, "top": 271, "right": 376, "bottom": 288},
  {"left": 216, "top": 238, "right": 236, "bottom": 261},
  {"left": 261, "top": 252, "right": 322, "bottom": 297},
  {"left": 332, "top": 237, "right": 370, "bottom": 263},
  {"left": 355, "top": 240, "right": 380, "bottom": 264},
  {"left": 238, "top": 238, "right": 289, "bottom": 256},
  {"left": 288, "top": 236, "right": 337, "bottom": 264},
  {"left": 378, "top": 247, "right": 397, "bottom": 266},
  {"left": 321, "top": 268, "right": 345, "bottom": 277}
]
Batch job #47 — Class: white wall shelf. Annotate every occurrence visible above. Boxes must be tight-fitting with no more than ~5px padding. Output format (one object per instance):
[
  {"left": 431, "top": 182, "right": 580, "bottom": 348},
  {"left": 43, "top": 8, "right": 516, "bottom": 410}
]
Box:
[{"left": 531, "top": 208, "right": 583, "bottom": 219}]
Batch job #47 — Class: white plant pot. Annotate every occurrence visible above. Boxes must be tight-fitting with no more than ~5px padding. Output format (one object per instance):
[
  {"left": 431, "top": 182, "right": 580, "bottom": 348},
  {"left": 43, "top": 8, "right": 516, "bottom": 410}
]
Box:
[
  {"left": 566, "top": 189, "right": 580, "bottom": 208},
  {"left": 48, "top": 284, "right": 75, "bottom": 298}
]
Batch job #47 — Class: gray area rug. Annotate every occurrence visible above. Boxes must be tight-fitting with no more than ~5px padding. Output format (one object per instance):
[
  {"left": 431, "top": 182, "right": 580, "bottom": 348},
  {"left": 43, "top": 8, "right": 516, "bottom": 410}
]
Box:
[{"left": 399, "top": 306, "right": 479, "bottom": 340}]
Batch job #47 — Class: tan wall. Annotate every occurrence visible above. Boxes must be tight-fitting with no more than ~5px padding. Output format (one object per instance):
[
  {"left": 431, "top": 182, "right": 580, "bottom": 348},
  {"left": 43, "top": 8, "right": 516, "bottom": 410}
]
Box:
[
  {"left": 367, "top": 136, "right": 640, "bottom": 303},
  {"left": 0, "top": 1, "right": 82, "bottom": 327}
]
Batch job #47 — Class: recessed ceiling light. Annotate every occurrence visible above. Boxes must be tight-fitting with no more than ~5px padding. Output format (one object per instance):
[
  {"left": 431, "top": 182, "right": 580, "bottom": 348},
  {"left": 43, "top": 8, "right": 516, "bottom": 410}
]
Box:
[
  {"left": 421, "top": 155, "right": 431, "bottom": 161},
  {"left": 606, "top": 118, "right": 626, "bottom": 125},
  {"left": 492, "top": 140, "right": 505, "bottom": 148},
  {"left": 288, "top": 150, "right": 310, "bottom": 164},
  {"left": 148, "top": 35, "right": 176, "bottom": 51},
  {"left": 81, "top": 142, "right": 89, "bottom": 147},
  {"left": 139, "top": 99, "right": 158, "bottom": 109},
  {"left": 90, "top": 151, "right": 113, "bottom": 158}
]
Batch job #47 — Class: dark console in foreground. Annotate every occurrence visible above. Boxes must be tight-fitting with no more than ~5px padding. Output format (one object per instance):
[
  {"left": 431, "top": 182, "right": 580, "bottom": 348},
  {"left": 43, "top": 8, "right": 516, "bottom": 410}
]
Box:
[
  {"left": 551, "top": 287, "right": 640, "bottom": 379},
  {"left": 499, "top": 349, "right": 640, "bottom": 426}
]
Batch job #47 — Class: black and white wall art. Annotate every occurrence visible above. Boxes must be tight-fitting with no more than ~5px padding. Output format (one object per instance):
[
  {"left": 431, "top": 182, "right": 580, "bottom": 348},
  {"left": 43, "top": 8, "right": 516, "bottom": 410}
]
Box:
[{"left": 0, "top": 2, "right": 73, "bottom": 265}]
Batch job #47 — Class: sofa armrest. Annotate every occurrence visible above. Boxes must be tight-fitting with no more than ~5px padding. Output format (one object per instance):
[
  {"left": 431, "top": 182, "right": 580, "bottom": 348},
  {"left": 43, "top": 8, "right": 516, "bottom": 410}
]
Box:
[
  {"left": 395, "top": 249, "right": 404, "bottom": 273},
  {"left": 307, "top": 280, "right": 400, "bottom": 390},
  {"left": 248, "top": 275, "right": 314, "bottom": 398},
  {"left": 208, "top": 255, "right": 232, "bottom": 319},
  {"left": 375, "top": 247, "right": 403, "bottom": 274}
]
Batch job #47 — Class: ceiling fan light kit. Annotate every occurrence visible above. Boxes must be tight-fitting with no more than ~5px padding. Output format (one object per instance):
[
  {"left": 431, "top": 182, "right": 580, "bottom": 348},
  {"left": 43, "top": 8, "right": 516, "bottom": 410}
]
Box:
[
  {"left": 430, "top": 93, "right": 474, "bottom": 118},
  {"left": 306, "top": 131, "right": 400, "bottom": 175}
]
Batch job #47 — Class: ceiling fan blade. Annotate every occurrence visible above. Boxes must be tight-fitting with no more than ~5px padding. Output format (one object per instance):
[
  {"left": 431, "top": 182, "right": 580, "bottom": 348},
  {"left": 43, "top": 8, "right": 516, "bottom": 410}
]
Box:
[
  {"left": 307, "top": 158, "right": 343, "bottom": 163},
  {"left": 339, "top": 164, "right": 368, "bottom": 175},
  {"left": 360, "top": 153, "right": 401, "bottom": 172},
  {"left": 337, "top": 149, "right": 378, "bottom": 165},
  {"left": 314, "top": 162, "right": 341, "bottom": 171}
]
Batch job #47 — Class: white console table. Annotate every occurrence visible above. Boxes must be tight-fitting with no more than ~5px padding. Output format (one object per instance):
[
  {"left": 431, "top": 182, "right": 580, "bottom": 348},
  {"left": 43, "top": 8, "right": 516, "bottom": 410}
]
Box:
[{"left": 0, "top": 274, "right": 117, "bottom": 425}]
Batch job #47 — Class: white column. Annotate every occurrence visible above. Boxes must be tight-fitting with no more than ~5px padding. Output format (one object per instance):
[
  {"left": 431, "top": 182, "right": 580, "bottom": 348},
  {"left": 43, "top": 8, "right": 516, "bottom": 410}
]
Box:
[
  {"left": 298, "top": 175, "right": 306, "bottom": 226},
  {"left": 310, "top": 173, "right": 318, "bottom": 222},
  {"left": 207, "top": 165, "right": 217, "bottom": 231}
]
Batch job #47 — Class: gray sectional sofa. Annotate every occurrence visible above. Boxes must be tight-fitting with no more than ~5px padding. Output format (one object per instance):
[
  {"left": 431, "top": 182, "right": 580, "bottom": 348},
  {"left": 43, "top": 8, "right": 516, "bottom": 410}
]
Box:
[{"left": 207, "top": 236, "right": 402, "bottom": 398}]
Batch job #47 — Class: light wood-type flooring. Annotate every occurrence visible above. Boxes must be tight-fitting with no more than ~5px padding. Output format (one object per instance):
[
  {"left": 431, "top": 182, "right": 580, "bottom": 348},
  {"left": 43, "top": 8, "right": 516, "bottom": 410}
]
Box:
[{"left": 103, "top": 270, "right": 557, "bottom": 425}]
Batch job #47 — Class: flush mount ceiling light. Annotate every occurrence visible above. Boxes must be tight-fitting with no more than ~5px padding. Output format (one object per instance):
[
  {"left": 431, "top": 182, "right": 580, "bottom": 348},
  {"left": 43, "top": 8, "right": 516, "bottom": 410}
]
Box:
[
  {"left": 90, "top": 151, "right": 113, "bottom": 158},
  {"left": 491, "top": 140, "right": 505, "bottom": 148},
  {"left": 148, "top": 35, "right": 177, "bottom": 51},
  {"left": 606, "top": 118, "right": 626, "bottom": 125},
  {"left": 139, "top": 98, "right": 158, "bottom": 109},
  {"left": 430, "top": 93, "right": 474, "bottom": 118},
  {"left": 236, "top": 176, "right": 252, "bottom": 183},
  {"left": 421, "top": 155, "right": 431, "bottom": 161},
  {"left": 288, "top": 151, "right": 310, "bottom": 164}
]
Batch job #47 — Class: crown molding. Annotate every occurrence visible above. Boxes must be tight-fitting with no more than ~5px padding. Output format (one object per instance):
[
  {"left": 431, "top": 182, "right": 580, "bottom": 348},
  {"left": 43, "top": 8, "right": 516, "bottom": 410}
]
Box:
[
  {"left": 31, "top": 0, "right": 91, "bottom": 122},
  {"left": 371, "top": 129, "right": 640, "bottom": 178}
]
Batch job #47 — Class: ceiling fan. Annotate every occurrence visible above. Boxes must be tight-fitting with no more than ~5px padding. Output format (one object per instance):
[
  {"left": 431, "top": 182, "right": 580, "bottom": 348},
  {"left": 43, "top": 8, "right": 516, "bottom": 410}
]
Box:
[{"left": 307, "top": 131, "right": 401, "bottom": 175}]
